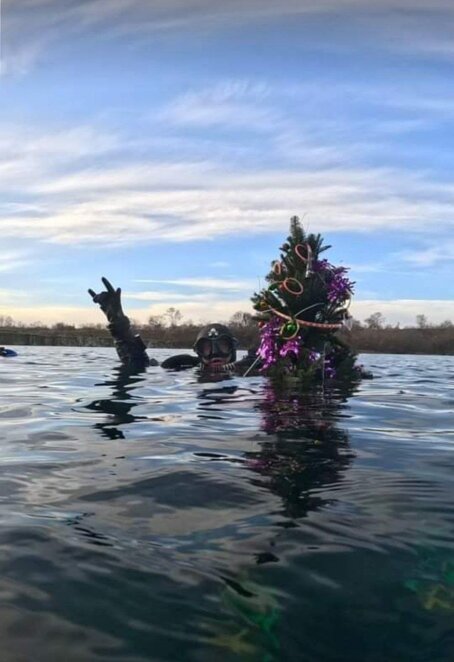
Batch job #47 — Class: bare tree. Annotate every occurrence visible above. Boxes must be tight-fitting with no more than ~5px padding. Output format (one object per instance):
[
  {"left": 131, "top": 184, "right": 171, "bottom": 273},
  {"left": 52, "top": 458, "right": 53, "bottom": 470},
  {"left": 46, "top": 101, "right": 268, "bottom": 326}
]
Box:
[
  {"left": 364, "top": 312, "right": 385, "bottom": 330},
  {"left": 229, "top": 311, "right": 253, "bottom": 327},
  {"left": 164, "top": 307, "right": 182, "bottom": 327},
  {"left": 147, "top": 314, "right": 164, "bottom": 329},
  {"left": 416, "top": 314, "right": 429, "bottom": 329}
]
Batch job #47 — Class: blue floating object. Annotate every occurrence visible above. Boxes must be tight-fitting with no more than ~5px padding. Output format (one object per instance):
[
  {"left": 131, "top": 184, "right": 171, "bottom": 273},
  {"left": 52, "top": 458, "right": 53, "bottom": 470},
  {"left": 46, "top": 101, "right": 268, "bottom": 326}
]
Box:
[{"left": 0, "top": 348, "right": 17, "bottom": 357}]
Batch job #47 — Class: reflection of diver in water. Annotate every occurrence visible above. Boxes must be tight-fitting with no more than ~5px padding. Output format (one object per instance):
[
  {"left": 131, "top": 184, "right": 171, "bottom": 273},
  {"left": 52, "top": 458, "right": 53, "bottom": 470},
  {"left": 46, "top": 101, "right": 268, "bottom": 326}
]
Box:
[
  {"left": 84, "top": 366, "right": 148, "bottom": 440},
  {"left": 85, "top": 364, "right": 243, "bottom": 444}
]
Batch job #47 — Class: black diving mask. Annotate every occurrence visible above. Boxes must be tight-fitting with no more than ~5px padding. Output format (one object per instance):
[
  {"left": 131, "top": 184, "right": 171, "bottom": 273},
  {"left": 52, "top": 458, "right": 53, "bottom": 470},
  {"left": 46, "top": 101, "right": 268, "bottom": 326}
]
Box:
[{"left": 195, "top": 336, "right": 234, "bottom": 360}]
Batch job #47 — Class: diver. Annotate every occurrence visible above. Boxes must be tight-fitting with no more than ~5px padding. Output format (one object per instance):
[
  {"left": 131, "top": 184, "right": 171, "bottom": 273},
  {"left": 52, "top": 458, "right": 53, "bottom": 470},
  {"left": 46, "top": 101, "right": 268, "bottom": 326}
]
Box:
[
  {"left": 0, "top": 347, "right": 17, "bottom": 357},
  {"left": 88, "top": 277, "right": 258, "bottom": 374}
]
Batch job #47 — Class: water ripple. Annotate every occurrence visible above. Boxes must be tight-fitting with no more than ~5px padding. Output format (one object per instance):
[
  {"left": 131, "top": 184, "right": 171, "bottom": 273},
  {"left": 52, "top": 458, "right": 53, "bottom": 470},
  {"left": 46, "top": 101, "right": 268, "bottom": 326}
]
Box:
[{"left": 0, "top": 348, "right": 453, "bottom": 660}]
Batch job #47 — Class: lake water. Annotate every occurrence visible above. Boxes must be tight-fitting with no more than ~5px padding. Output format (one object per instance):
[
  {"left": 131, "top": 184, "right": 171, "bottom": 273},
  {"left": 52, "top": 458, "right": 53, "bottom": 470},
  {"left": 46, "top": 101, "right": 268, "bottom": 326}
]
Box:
[{"left": 0, "top": 348, "right": 453, "bottom": 661}]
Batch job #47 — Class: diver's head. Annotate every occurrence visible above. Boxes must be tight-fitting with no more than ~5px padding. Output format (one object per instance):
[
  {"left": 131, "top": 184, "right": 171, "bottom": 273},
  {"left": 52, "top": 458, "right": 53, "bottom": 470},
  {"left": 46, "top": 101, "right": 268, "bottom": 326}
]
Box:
[{"left": 194, "top": 324, "right": 238, "bottom": 368}]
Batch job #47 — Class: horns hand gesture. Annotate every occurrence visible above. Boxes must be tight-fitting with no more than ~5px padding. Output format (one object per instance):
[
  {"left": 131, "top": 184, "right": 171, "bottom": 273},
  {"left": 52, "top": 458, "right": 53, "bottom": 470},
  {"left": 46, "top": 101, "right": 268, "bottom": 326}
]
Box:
[{"left": 88, "top": 277, "right": 124, "bottom": 323}]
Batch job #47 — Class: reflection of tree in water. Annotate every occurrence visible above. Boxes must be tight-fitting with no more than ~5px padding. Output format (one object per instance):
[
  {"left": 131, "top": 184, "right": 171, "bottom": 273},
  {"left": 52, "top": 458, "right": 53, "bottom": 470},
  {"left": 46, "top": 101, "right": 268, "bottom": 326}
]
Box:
[
  {"left": 195, "top": 380, "right": 358, "bottom": 659},
  {"left": 85, "top": 369, "right": 357, "bottom": 551},
  {"left": 83, "top": 369, "right": 359, "bottom": 659},
  {"left": 84, "top": 366, "right": 148, "bottom": 439},
  {"left": 245, "top": 382, "right": 357, "bottom": 520},
  {"left": 193, "top": 378, "right": 357, "bottom": 521}
]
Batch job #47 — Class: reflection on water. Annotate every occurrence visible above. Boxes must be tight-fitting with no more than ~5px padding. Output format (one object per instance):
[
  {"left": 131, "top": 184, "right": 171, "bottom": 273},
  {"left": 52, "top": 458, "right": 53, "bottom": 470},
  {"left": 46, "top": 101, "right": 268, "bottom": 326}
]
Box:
[
  {"left": 85, "top": 367, "right": 149, "bottom": 439},
  {"left": 0, "top": 347, "right": 453, "bottom": 661},
  {"left": 248, "top": 385, "right": 355, "bottom": 522}
]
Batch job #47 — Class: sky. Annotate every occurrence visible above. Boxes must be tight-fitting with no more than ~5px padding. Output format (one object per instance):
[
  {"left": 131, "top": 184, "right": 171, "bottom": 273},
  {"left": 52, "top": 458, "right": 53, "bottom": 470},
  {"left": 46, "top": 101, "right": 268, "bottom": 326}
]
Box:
[{"left": 0, "top": 0, "right": 453, "bottom": 328}]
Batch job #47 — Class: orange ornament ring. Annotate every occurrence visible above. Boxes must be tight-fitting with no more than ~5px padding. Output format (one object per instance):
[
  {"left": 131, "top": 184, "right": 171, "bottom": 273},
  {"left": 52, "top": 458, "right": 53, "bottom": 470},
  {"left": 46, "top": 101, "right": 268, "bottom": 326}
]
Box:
[
  {"left": 294, "top": 243, "right": 312, "bottom": 264},
  {"left": 280, "top": 278, "right": 304, "bottom": 296}
]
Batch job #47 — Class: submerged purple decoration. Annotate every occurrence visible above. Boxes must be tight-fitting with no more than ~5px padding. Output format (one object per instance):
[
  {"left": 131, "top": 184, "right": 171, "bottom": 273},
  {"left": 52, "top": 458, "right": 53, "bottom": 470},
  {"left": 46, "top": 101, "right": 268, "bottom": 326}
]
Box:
[
  {"left": 308, "top": 350, "right": 321, "bottom": 363},
  {"left": 324, "top": 355, "right": 336, "bottom": 379}
]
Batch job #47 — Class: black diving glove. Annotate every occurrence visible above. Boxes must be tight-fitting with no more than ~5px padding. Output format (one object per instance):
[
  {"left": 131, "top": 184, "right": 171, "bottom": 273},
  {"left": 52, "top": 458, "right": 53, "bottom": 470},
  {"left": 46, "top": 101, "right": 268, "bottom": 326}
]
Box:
[
  {"left": 89, "top": 277, "right": 151, "bottom": 367},
  {"left": 88, "top": 277, "right": 125, "bottom": 324}
]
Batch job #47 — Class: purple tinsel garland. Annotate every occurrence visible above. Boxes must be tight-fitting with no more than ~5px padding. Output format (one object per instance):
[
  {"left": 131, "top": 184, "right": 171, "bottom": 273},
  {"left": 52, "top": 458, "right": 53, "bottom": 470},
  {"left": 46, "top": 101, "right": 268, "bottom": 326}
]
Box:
[
  {"left": 258, "top": 319, "right": 339, "bottom": 379},
  {"left": 279, "top": 339, "right": 300, "bottom": 359},
  {"left": 312, "top": 260, "right": 354, "bottom": 304},
  {"left": 257, "top": 316, "right": 281, "bottom": 370},
  {"left": 312, "top": 259, "right": 330, "bottom": 272},
  {"left": 258, "top": 317, "right": 301, "bottom": 371},
  {"left": 327, "top": 267, "right": 354, "bottom": 304}
]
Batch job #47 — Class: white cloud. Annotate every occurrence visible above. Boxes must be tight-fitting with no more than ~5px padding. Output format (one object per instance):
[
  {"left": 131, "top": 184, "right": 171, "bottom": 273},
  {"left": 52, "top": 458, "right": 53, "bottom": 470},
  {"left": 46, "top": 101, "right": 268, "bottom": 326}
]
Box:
[
  {"left": 164, "top": 82, "right": 277, "bottom": 131},
  {"left": 0, "top": 305, "right": 104, "bottom": 326},
  {"left": 0, "top": 250, "right": 30, "bottom": 272},
  {"left": 392, "top": 242, "right": 454, "bottom": 267},
  {"left": 209, "top": 261, "right": 230, "bottom": 268},
  {"left": 2, "top": 145, "right": 454, "bottom": 246},
  {"left": 0, "top": 87, "right": 454, "bottom": 251},
  {"left": 134, "top": 278, "right": 257, "bottom": 291},
  {"left": 124, "top": 290, "right": 207, "bottom": 302},
  {"left": 4, "top": 1, "right": 454, "bottom": 77},
  {"left": 0, "top": 125, "right": 118, "bottom": 164},
  {"left": 0, "top": 288, "right": 30, "bottom": 303},
  {"left": 348, "top": 263, "right": 384, "bottom": 274},
  {"left": 0, "top": 124, "right": 121, "bottom": 196}
]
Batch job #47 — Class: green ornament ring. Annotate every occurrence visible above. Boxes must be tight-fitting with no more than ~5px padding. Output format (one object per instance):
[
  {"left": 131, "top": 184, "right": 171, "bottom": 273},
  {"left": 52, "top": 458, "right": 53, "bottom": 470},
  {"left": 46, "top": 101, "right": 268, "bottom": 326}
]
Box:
[{"left": 280, "top": 320, "right": 299, "bottom": 339}]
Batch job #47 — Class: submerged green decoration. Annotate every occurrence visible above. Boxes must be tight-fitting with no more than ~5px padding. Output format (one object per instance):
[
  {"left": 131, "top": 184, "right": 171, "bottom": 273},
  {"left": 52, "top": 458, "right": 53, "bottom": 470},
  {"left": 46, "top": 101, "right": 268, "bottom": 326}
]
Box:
[
  {"left": 213, "top": 576, "right": 281, "bottom": 659},
  {"left": 405, "top": 548, "right": 454, "bottom": 612},
  {"left": 252, "top": 216, "right": 365, "bottom": 384}
]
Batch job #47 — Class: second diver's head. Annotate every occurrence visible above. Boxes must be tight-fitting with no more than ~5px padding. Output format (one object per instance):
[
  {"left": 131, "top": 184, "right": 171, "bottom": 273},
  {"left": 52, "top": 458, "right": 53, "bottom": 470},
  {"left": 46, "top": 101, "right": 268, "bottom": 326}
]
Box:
[{"left": 194, "top": 324, "right": 238, "bottom": 369}]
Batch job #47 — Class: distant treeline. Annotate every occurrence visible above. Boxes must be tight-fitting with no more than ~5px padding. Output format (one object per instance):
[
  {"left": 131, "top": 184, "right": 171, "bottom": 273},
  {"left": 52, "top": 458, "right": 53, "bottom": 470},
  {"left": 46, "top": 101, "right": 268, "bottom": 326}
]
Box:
[
  {"left": 342, "top": 312, "right": 454, "bottom": 355},
  {"left": 0, "top": 311, "right": 453, "bottom": 355},
  {"left": 342, "top": 323, "right": 454, "bottom": 355}
]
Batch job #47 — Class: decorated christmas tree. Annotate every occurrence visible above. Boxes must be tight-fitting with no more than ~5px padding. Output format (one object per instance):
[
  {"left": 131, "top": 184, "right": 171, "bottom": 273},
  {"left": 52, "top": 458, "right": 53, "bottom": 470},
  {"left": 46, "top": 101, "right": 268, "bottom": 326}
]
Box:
[{"left": 252, "top": 216, "right": 364, "bottom": 385}]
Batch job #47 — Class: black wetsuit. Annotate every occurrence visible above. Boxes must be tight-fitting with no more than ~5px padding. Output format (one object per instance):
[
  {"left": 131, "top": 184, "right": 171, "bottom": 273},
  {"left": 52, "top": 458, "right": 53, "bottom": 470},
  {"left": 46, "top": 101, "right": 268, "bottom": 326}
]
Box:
[
  {"left": 108, "top": 314, "right": 258, "bottom": 374},
  {"left": 0, "top": 347, "right": 17, "bottom": 357}
]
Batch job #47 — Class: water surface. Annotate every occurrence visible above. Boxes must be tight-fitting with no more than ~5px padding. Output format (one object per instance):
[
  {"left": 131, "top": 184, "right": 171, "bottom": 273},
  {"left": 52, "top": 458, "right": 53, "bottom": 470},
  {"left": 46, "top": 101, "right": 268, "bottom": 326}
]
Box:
[{"left": 0, "top": 348, "right": 453, "bottom": 661}]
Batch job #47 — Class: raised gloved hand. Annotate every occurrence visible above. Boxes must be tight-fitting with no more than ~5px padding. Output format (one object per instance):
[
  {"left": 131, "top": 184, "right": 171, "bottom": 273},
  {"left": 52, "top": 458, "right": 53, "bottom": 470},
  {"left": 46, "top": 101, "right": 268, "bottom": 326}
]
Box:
[{"left": 88, "top": 277, "right": 125, "bottom": 323}]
